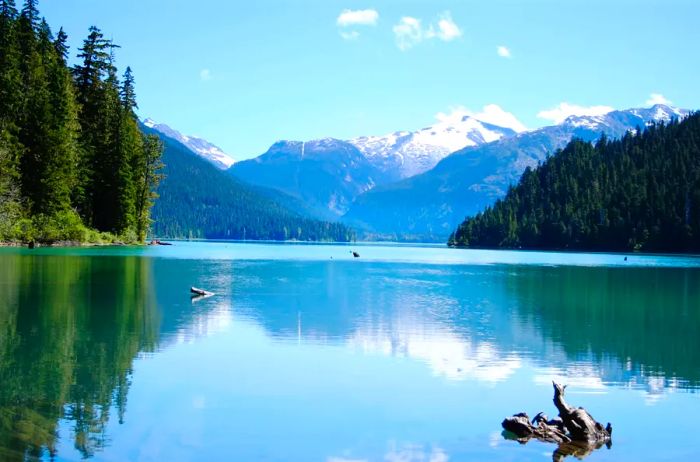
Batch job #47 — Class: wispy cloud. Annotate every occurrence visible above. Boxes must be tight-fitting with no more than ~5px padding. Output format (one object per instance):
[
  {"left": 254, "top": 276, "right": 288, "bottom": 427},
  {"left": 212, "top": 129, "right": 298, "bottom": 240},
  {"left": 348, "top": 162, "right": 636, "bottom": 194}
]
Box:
[
  {"left": 337, "top": 9, "right": 379, "bottom": 27},
  {"left": 393, "top": 11, "right": 462, "bottom": 51},
  {"left": 393, "top": 16, "right": 423, "bottom": 51},
  {"left": 339, "top": 30, "right": 360, "bottom": 41},
  {"left": 645, "top": 93, "right": 672, "bottom": 106},
  {"left": 337, "top": 9, "right": 378, "bottom": 40},
  {"left": 436, "top": 104, "right": 528, "bottom": 132},
  {"left": 537, "top": 102, "right": 614, "bottom": 124},
  {"left": 199, "top": 68, "right": 212, "bottom": 81},
  {"left": 497, "top": 45, "right": 511, "bottom": 58},
  {"left": 430, "top": 11, "right": 462, "bottom": 41}
]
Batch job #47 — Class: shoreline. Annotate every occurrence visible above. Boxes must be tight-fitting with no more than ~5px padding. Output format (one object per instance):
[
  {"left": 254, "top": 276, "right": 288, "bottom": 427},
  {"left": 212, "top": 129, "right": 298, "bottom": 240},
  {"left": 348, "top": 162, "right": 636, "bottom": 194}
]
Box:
[{"left": 0, "top": 241, "right": 136, "bottom": 248}]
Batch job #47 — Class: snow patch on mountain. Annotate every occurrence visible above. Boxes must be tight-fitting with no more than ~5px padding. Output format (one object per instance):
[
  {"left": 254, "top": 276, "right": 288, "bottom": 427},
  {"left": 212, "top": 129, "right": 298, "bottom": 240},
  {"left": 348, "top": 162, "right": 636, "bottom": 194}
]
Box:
[
  {"left": 143, "top": 118, "right": 235, "bottom": 170},
  {"left": 350, "top": 114, "right": 518, "bottom": 180}
]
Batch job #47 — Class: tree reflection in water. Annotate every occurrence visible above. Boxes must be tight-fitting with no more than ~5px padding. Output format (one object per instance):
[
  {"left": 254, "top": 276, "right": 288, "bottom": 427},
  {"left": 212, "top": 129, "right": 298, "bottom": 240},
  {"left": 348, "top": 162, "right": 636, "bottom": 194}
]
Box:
[{"left": 0, "top": 255, "right": 159, "bottom": 460}]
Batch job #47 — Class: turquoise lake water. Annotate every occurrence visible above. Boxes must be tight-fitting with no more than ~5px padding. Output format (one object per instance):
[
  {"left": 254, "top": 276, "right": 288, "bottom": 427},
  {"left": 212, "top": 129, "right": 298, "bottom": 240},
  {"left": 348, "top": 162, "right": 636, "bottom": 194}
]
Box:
[{"left": 1, "top": 241, "right": 699, "bottom": 461}]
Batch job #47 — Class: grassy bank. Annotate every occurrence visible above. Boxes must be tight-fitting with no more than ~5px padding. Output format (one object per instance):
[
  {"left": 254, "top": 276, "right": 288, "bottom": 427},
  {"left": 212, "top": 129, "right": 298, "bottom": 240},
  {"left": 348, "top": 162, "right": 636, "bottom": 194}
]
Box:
[{"left": 0, "top": 211, "right": 141, "bottom": 247}]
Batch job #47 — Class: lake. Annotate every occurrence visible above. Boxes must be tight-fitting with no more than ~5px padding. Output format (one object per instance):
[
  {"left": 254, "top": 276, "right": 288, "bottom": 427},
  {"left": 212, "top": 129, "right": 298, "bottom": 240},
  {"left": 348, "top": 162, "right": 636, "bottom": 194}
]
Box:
[{"left": 1, "top": 242, "right": 699, "bottom": 461}]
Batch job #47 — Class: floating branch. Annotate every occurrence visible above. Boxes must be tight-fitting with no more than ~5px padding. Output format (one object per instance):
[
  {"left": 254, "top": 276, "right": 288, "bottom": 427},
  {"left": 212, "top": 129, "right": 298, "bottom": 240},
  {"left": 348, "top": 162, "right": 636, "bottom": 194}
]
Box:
[{"left": 502, "top": 382, "right": 612, "bottom": 461}]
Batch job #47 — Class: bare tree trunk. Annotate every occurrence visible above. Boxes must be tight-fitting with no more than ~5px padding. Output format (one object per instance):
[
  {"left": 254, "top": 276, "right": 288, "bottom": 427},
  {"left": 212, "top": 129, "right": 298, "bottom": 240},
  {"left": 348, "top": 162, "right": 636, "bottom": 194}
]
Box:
[
  {"left": 552, "top": 382, "right": 611, "bottom": 443},
  {"left": 502, "top": 382, "right": 612, "bottom": 460}
]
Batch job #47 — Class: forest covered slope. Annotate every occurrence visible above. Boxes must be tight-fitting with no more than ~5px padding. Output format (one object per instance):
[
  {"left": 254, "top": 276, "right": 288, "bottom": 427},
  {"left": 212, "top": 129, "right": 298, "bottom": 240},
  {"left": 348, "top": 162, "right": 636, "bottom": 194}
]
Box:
[{"left": 449, "top": 114, "right": 700, "bottom": 252}]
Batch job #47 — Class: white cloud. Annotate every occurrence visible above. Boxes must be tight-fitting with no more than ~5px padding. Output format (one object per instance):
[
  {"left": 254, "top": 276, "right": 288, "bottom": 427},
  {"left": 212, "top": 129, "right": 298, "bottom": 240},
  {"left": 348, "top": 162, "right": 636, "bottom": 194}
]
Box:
[
  {"left": 199, "top": 68, "right": 212, "bottom": 81},
  {"left": 431, "top": 12, "right": 462, "bottom": 41},
  {"left": 536, "top": 102, "right": 614, "bottom": 124},
  {"left": 339, "top": 30, "right": 360, "bottom": 41},
  {"left": 336, "top": 9, "right": 379, "bottom": 27},
  {"left": 497, "top": 45, "right": 511, "bottom": 58},
  {"left": 645, "top": 93, "right": 672, "bottom": 106},
  {"left": 393, "top": 11, "right": 462, "bottom": 51},
  {"left": 393, "top": 16, "right": 423, "bottom": 51},
  {"left": 435, "top": 104, "right": 528, "bottom": 133},
  {"left": 337, "top": 9, "right": 378, "bottom": 40}
]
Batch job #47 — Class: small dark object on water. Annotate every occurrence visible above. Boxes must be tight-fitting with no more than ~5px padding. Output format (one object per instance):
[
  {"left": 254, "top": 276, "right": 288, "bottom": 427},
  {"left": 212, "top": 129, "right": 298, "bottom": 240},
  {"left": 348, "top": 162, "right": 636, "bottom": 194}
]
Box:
[
  {"left": 624, "top": 256, "right": 627, "bottom": 261},
  {"left": 502, "top": 382, "right": 612, "bottom": 461},
  {"left": 149, "top": 239, "right": 173, "bottom": 246},
  {"left": 350, "top": 250, "right": 360, "bottom": 258},
  {"left": 190, "top": 287, "right": 214, "bottom": 296}
]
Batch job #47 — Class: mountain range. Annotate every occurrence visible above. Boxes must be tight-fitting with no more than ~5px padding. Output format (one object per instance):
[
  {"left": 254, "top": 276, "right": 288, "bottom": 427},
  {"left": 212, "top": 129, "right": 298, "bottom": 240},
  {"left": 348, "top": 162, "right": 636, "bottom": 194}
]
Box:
[
  {"left": 350, "top": 114, "right": 519, "bottom": 181},
  {"left": 146, "top": 104, "right": 689, "bottom": 242},
  {"left": 229, "top": 138, "right": 382, "bottom": 218},
  {"left": 141, "top": 124, "right": 355, "bottom": 242},
  {"left": 344, "top": 104, "right": 689, "bottom": 239},
  {"left": 143, "top": 118, "right": 236, "bottom": 170}
]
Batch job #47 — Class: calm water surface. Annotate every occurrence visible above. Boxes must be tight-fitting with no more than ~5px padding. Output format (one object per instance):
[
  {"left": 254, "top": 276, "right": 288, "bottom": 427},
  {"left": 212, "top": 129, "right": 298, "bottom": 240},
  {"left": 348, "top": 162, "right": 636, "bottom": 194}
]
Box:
[{"left": 1, "top": 242, "right": 699, "bottom": 461}]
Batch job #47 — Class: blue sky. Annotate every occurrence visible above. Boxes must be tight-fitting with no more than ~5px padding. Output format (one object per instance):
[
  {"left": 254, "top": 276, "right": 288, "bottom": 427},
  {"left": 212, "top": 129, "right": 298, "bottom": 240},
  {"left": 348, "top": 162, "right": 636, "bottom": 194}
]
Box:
[{"left": 42, "top": 0, "right": 700, "bottom": 160}]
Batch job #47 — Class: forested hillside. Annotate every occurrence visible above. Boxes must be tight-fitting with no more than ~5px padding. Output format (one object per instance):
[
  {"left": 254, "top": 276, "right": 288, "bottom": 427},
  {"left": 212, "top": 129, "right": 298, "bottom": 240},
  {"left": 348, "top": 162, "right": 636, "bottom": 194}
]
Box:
[
  {"left": 145, "top": 126, "right": 356, "bottom": 242},
  {"left": 449, "top": 114, "right": 700, "bottom": 252},
  {"left": 344, "top": 105, "right": 688, "bottom": 241},
  {"left": 0, "top": 0, "right": 162, "bottom": 243}
]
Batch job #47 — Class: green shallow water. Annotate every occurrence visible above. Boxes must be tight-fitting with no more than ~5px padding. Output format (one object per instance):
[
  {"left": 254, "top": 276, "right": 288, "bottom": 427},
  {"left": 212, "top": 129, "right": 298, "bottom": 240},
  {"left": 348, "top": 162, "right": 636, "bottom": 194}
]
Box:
[{"left": 0, "top": 242, "right": 699, "bottom": 461}]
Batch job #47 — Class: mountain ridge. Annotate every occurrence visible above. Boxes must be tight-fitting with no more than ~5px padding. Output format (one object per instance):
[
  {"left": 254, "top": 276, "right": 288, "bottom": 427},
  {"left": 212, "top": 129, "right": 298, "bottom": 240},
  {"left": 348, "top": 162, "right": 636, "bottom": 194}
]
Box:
[
  {"left": 342, "top": 104, "right": 690, "bottom": 240},
  {"left": 144, "top": 119, "right": 236, "bottom": 170}
]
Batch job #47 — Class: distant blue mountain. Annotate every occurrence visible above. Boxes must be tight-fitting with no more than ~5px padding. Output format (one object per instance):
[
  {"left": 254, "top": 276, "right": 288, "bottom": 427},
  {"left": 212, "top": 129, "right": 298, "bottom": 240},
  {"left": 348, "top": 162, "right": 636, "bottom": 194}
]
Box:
[
  {"left": 229, "top": 138, "right": 386, "bottom": 218},
  {"left": 141, "top": 124, "right": 355, "bottom": 241},
  {"left": 342, "top": 105, "right": 690, "bottom": 240}
]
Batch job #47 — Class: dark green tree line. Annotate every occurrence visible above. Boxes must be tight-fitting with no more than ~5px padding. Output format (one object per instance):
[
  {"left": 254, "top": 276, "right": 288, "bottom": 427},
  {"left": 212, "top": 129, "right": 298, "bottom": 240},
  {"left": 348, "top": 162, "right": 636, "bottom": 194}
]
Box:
[
  {"left": 449, "top": 113, "right": 700, "bottom": 252},
  {"left": 0, "top": 0, "right": 163, "bottom": 243}
]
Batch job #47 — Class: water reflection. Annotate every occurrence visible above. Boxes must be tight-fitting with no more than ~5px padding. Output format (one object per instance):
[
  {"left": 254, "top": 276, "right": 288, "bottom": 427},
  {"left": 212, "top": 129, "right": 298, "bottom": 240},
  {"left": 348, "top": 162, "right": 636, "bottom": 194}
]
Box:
[
  {"left": 0, "top": 255, "right": 159, "bottom": 460},
  {"left": 236, "top": 261, "right": 700, "bottom": 394},
  {"left": 509, "top": 265, "right": 700, "bottom": 389},
  {"left": 1, "top": 248, "right": 699, "bottom": 461}
]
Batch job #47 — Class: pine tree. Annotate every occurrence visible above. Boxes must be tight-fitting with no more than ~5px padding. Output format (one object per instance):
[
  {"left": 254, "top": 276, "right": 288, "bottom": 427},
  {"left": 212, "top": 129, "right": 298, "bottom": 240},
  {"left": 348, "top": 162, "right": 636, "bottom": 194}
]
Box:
[
  {"left": 0, "top": 0, "right": 22, "bottom": 149},
  {"left": 54, "top": 26, "right": 68, "bottom": 61},
  {"left": 134, "top": 134, "right": 164, "bottom": 241},
  {"left": 72, "top": 26, "right": 117, "bottom": 227}
]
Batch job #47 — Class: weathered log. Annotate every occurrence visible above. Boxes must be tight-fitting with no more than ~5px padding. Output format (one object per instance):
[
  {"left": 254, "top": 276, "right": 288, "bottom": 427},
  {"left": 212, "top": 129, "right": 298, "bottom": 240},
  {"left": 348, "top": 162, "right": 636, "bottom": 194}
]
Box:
[
  {"left": 552, "top": 382, "right": 611, "bottom": 443},
  {"left": 502, "top": 413, "right": 570, "bottom": 445},
  {"left": 502, "top": 382, "right": 612, "bottom": 460}
]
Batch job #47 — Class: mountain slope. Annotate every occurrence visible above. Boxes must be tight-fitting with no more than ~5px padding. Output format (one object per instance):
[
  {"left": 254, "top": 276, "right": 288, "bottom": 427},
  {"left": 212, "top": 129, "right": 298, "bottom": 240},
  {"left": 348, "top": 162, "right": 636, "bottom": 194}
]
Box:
[
  {"left": 343, "top": 105, "right": 689, "bottom": 240},
  {"left": 142, "top": 125, "right": 355, "bottom": 241},
  {"left": 450, "top": 113, "right": 700, "bottom": 252},
  {"left": 144, "top": 119, "right": 236, "bottom": 170},
  {"left": 351, "top": 115, "right": 518, "bottom": 181},
  {"left": 229, "top": 138, "right": 384, "bottom": 217}
]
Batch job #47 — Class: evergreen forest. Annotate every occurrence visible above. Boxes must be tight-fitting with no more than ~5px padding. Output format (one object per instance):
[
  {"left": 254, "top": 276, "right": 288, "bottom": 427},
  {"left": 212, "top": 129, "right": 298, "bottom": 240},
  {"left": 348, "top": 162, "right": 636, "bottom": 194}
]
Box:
[
  {"left": 0, "top": 0, "right": 163, "bottom": 244},
  {"left": 449, "top": 114, "right": 700, "bottom": 252}
]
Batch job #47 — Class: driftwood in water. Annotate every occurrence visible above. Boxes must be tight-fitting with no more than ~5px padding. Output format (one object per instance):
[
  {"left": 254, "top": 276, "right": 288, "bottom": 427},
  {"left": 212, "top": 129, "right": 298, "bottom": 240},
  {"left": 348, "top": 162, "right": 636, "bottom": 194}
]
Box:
[
  {"left": 552, "top": 382, "right": 612, "bottom": 443},
  {"left": 190, "top": 287, "right": 214, "bottom": 296},
  {"left": 502, "top": 412, "right": 570, "bottom": 444},
  {"left": 502, "top": 382, "right": 612, "bottom": 461}
]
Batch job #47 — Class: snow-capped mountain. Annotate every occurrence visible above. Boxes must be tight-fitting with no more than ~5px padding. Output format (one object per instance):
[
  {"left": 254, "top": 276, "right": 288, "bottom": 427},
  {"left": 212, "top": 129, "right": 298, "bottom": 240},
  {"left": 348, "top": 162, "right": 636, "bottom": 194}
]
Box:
[
  {"left": 143, "top": 118, "right": 235, "bottom": 170},
  {"left": 343, "top": 104, "right": 691, "bottom": 239},
  {"left": 561, "top": 104, "right": 688, "bottom": 134},
  {"left": 351, "top": 115, "right": 519, "bottom": 180}
]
